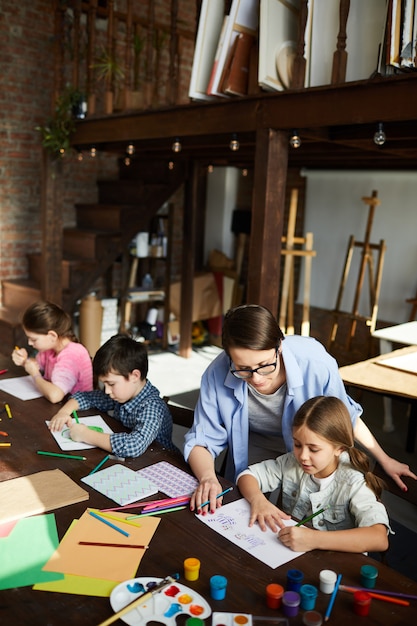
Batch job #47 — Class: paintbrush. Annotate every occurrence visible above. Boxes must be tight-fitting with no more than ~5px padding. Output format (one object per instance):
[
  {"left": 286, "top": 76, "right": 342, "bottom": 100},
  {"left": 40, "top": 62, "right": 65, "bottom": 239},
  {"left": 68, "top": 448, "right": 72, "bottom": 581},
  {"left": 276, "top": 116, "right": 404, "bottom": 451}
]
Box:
[{"left": 97, "top": 573, "right": 180, "bottom": 626}]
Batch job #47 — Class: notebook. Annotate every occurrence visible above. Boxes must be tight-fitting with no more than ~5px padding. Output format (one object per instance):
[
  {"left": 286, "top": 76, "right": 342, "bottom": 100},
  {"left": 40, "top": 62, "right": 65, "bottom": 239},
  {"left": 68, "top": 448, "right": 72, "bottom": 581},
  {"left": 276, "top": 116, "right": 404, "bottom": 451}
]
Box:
[{"left": 81, "top": 464, "right": 158, "bottom": 506}]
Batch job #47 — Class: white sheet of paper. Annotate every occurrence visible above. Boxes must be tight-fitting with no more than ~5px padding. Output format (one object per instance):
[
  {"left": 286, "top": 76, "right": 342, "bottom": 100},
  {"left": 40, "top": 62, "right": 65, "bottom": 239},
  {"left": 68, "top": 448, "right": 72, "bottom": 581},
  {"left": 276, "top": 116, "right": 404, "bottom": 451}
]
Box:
[
  {"left": 0, "top": 375, "right": 43, "bottom": 401},
  {"left": 197, "top": 498, "right": 304, "bottom": 569},
  {"left": 45, "top": 415, "right": 114, "bottom": 450},
  {"left": 377, "top": 351, "right": 417, "bottom": 375}
]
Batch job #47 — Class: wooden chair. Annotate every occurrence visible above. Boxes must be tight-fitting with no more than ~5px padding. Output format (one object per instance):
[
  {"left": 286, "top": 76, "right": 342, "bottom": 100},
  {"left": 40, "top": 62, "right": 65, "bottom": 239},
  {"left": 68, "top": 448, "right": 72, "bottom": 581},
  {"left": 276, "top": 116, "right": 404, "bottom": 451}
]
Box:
[{"left": 163, "top": 397, "right": 194, "bottom": 429}]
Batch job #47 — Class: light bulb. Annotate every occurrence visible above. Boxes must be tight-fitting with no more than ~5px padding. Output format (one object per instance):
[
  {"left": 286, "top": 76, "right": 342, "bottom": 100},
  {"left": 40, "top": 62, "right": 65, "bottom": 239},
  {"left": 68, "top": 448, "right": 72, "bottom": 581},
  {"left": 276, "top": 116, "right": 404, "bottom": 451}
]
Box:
[
  {"left": 373, "top": 123, "right": 386, "bottom": 146},
  {"left": 229, "top": 134, "right": 240, "bottom": 151},
  {"left": 126, "top": 144, "right": 135, "bottom": 155},
  {"left": 124, "top": 157, "right": 131, "bottom": 166},
  {"left": 77, "top": 151, "right": 83, "bottom": 162},
  {"left": 172, "top": 138, "right": 182, "bottom": 153},
  {"left": 289, "top": 131, "right": 301, "bottom": 149},
  {"left": 208, "top": 164, "right": 214, "bottom": 173},
  {"left": 168, "top": 160, "right": 174, "bottom": 170},
  {"left": 90, "top": 147, "right": 97, "bottom": 158},
  {"left": 242, "top": 168, "right": 248, "bottom": 177}
]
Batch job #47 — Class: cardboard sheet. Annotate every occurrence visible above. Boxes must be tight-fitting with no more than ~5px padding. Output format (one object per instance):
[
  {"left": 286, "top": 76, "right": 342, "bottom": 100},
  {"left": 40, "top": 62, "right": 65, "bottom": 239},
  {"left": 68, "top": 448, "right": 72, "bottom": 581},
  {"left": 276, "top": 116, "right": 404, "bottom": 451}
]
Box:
[
  {"left": 42, "top": 509, "right": 160, "bottom": 581},
  {"left": 0, "top": 469, "right": 89, "bottom": 524}
]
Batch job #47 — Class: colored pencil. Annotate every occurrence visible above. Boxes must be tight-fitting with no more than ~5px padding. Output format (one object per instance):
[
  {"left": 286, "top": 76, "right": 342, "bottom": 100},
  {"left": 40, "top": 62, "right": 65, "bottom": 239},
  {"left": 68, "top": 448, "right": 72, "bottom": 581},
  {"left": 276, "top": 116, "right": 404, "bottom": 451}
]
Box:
[
  {"left": 4, "top": 404, "right": 12, "bottom": 419},
  {"left": 141, "top": 500, "right": 191, "bottom": 514},
  {"left": 199, "top": 486, "right": 233, "bottom": 510},
  {"left": 37, "top": 450, "right": 87, "bottom": 460},
  {"left": 0, "top": 443, "right": 11, "bottom": 447},
  {"left": 324, "top": 573, "right": 342, "bottom": 621},
  {"left": 89, "top": 510, "right": 130, "bottom": 537},
  {"left": 89, "top": 453, "right": 110, "bottom": 475},
  {"left": 79, "top": 541, "right": 148, "bottom": 549},
  {"left": 127, "top": 505, "right": 187, "bottom": 519},
  {"left": 142, "top": 495, "right": 191, "bottom": 511},
  {"left": 72, "top": 410, "right": 80, "bottom": 424},
  {"left": 340, "top": 584, "right": 412, "bottom": 604},
  {"left": 0, "top": 369, "right": 8, "bottom": 375},
  {"left": 90, "top": 510, "right": 142, "bottom": 528},
  {"left": 97, "top": 574, "right": 179, "bottom": 626},
  {"left": 296, "top": 507, "right": 327, "bottom": 526}
]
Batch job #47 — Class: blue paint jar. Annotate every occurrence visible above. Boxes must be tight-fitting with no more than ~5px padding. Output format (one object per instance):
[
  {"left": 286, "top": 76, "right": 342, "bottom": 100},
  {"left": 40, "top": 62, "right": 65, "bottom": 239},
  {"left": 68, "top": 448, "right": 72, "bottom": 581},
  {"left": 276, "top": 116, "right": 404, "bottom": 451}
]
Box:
[
  {"left": 286, "top": 568, "right": 304, "bottom": 592},
  {"left": 360, "top": 564, "right": 378, "bottom": 589},
  {"left": 300, "top": 584, "right": 318, "bottom": 610},
  {"left": 210, "top": 575, "right": 228, "bottom": 600}
]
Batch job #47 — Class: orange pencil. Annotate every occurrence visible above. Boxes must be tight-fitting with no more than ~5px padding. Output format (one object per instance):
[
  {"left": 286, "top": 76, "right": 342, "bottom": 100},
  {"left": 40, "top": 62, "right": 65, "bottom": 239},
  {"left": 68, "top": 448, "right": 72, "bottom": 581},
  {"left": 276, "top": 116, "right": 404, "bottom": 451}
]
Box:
[{"left": 340, "top": 585, "right": 409, "bottom": 606}]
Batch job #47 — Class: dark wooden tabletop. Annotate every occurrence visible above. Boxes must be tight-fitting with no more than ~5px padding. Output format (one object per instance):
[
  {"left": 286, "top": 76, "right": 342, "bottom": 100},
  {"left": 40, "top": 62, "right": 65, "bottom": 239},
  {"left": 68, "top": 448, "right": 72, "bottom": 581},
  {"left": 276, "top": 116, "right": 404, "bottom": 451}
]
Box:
[{"left": 1, "top": 363, "right": 417, "bottom": 626}]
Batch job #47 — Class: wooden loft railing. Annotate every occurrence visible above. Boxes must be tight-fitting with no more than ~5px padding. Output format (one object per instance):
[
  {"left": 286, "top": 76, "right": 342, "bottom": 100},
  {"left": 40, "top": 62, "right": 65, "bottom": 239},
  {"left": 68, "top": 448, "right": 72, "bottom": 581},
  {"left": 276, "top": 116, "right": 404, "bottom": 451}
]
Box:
[{"left": 54, "top": 0, "right": 195, "bottom": 116}]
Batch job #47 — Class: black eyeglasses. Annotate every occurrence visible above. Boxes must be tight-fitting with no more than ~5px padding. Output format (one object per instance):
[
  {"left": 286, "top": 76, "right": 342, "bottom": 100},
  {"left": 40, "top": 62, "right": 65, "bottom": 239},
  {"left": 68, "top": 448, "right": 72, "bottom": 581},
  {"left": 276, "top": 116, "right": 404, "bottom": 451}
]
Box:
[{"left": 229, "top": 347, "right": 279, "bottom": 380}]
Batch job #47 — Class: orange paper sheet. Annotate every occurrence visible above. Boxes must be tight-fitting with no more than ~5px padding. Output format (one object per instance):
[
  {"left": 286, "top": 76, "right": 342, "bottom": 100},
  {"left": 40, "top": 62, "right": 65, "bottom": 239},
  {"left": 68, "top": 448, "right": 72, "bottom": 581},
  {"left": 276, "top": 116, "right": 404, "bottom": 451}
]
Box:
[{"left": 42, "top": 509, "right": 160, "bottom": 581}]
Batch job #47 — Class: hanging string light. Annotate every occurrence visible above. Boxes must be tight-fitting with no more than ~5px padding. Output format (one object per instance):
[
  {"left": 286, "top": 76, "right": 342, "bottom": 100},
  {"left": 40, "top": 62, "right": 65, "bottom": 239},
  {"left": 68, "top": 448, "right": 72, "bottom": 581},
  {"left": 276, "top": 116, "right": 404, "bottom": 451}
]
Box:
[
  {"left": 229, "top": 134, "right": 240, "bottom": 151},
  {"left": 289, "top": 130, "right": 301, "bottom": 149},
  {"left": 172, "top": 138, "right": 182, "bottom": 153},
  {"left": 373, "top": 122, "right": 386, "bottom": 146}
]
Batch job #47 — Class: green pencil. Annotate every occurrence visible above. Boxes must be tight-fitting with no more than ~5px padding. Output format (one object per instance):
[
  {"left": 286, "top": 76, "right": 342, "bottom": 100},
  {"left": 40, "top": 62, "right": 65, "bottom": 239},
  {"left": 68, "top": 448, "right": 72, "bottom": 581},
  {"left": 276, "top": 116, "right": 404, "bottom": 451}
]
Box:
[
  {"left": 37, "top": 450, "right": 86, "bottom": 460},
  {"left": 72, "top": 410, "right": 80, "bottom": 424},
  {"left": 296, "top": 506, "right": 327, "bottom": 527},
  {"left": 126, "top": 505, "right": 187, "bottom": 519}
]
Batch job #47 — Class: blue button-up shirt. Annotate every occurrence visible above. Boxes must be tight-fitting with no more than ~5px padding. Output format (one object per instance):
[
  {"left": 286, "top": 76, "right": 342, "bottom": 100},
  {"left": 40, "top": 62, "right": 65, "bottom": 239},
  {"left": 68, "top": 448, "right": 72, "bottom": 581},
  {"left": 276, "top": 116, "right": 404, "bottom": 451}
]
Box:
[{"left": 73, "top": 380, "right": 176, "bottom": 458}]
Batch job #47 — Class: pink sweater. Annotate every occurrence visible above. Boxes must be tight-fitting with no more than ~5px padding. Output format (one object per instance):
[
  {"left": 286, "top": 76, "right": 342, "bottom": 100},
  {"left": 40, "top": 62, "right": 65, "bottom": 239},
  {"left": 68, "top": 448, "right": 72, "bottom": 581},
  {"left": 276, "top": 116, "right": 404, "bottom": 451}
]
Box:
[{"left": 36, "top": 341, "right": 93, "bottom": 395}]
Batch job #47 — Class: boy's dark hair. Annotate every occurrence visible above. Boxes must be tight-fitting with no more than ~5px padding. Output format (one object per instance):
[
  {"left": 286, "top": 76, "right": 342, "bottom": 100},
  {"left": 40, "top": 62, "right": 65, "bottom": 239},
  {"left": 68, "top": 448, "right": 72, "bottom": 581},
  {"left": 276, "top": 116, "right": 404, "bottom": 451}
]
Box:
[{"left": 93, "top": 334, "right": 148, "bottom": 380}]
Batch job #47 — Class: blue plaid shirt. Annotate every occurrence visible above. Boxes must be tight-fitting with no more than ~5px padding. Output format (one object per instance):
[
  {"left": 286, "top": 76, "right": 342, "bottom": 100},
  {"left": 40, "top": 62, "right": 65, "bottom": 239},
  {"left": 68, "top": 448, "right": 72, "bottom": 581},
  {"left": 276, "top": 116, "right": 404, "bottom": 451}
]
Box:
[{"left": 72, "top": 380, "right": 176, "bottom": 458}]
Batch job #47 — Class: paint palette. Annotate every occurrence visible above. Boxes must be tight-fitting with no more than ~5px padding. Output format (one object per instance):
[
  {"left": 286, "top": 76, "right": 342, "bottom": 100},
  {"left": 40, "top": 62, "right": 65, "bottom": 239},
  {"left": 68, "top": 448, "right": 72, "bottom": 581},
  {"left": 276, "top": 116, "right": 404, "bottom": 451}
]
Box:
[
  {"left": 212, "top": 613, "right": 253, "bottom": 626},
  {"left": 110, "top": 577, "right": 212, "bottom": 626}
]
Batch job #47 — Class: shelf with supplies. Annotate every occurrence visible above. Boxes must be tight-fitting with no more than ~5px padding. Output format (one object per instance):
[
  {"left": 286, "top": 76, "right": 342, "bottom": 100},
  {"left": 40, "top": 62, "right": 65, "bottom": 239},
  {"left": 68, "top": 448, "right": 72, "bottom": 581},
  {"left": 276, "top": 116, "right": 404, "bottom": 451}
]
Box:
[{"left": 120, "top": 205, "right": 173, "bottom": 348}]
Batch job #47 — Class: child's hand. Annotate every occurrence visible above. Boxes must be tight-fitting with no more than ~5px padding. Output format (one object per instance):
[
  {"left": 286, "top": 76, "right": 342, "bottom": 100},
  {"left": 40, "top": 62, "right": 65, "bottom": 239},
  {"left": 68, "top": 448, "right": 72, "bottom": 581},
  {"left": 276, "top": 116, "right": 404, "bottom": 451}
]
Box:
[
  {"left": 49, "top": 411, "right": 73, "bottom": 431},
  {"left": 248, "top": 495, "right": 290, "bottom": 532},
  {"left": 11, "top": 347, "right": 28, "bottom": 367},
  {"left": 68, "top": 423, "right": 89, "bottom": 443},
  {"left": 278, "top": 525, "right": 316, "bottom": 552}
]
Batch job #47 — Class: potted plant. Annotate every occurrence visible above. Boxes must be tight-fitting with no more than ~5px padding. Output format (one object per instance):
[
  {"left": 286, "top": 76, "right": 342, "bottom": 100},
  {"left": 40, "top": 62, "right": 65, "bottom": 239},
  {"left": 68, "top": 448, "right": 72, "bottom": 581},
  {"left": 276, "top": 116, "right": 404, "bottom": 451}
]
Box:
[
  {"left": 36, "top": 85, "right": 86, "bottom": 158},
  {"left": 92, "top": 46, "right": 125, "bottom": 114}
]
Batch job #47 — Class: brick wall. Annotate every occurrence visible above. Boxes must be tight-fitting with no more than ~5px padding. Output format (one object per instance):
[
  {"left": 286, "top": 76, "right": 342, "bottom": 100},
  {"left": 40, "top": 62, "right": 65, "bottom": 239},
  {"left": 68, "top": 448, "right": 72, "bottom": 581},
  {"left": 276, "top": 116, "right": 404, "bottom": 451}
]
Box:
[{"left": 0, "top": 0, "right": 196, "bottom": 303}]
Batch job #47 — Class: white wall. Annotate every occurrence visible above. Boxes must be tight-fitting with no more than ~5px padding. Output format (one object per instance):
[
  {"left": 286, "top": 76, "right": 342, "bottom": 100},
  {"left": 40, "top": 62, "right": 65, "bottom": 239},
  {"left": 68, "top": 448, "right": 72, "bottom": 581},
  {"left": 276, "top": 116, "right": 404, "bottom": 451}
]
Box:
[
  {"left": 301, "top": 170, "right": 417, "bottom": 324},
  {"left": 204, "top": 167, "right": 240, "bottom": 264}
]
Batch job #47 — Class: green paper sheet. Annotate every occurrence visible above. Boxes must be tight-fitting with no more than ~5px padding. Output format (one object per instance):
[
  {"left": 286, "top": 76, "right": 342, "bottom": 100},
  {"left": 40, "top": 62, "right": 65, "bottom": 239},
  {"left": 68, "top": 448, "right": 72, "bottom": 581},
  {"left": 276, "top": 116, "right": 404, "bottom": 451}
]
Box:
[{"left": 0, "top": 514, "right": 64, "bottom": 590}]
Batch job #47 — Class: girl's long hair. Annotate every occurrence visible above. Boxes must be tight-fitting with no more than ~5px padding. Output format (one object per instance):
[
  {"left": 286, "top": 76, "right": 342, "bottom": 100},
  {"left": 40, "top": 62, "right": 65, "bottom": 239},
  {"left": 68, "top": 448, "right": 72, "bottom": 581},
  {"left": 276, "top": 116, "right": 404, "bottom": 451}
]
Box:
[
  {"left": 22, "top": 301, "right": 77, "bottom": 341},
  {"left": 293, "top": 396, "right": 385, "bottom": 498}
]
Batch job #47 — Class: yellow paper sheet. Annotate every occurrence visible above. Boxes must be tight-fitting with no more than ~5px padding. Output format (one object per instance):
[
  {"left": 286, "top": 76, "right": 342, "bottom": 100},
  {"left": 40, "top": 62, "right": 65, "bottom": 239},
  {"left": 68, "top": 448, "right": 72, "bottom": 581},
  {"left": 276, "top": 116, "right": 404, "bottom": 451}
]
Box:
[
  {"left": 42, "top": 509, "right": 160, "bottom": 581},
  {"left": 34, "top": 573, "right": 117, "bottom": 597}
]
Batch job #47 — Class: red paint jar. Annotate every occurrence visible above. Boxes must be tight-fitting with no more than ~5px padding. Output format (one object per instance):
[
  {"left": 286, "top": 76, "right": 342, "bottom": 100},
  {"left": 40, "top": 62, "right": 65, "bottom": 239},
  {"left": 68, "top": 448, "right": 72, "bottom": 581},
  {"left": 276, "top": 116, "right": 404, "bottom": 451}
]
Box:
[
  {"left": 353, "top": 591, "right": 372, "bottom": 616},
  {"left": 265, "top": 583, "right": 284, "bottom": 609}
]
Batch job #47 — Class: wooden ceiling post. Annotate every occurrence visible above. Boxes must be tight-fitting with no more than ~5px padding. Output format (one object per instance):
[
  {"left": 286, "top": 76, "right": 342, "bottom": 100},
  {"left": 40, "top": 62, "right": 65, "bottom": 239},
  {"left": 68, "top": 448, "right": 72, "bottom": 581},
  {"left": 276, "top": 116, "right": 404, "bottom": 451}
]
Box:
[
  {"left": 178, "top": 160, "right": 199, "bottom": 358},
  {"left": 247, "top": 128, "right": 288, "bottom": 317}
]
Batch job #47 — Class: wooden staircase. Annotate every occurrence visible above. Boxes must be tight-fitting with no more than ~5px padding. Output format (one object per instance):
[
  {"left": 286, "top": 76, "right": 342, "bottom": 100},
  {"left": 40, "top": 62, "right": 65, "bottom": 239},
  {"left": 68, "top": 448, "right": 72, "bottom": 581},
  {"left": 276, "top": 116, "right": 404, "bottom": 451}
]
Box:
[{"left": 0, "top": 158, "right": 187, "bottom": 354}]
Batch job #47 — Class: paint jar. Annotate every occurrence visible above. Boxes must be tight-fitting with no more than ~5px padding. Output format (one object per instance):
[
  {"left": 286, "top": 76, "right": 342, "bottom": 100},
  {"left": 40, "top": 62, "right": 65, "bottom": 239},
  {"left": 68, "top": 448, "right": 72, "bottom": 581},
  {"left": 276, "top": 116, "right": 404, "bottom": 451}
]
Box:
[
  {"left": 282, "top": 591, "right": 300, "bottom": 618},
  {"left": 319, "top": 569, "right": 337, "bottom": 594},
  {"left": 286, "top": 568, "right": 304, "bottom": 592},
  {"left": 184, "top": 557, "right": 200, "bottom": 581},
  {"left": 353, "top": 591, "right": 372, "bottom": 616},
  {"left": 360, "top": 564, "right": 378, "bottom": 589},
  {"left": 210, "top": 575, "right": 228, "bottom": 600},
  {"left": 299, "top": 584, "right": 318, "bottom": 610},
  {"left": 303, "top": 610, "right": 323, "bottom": 626},
  {"left": 265, "top": 583, "right": 284, "bottom": 609}
]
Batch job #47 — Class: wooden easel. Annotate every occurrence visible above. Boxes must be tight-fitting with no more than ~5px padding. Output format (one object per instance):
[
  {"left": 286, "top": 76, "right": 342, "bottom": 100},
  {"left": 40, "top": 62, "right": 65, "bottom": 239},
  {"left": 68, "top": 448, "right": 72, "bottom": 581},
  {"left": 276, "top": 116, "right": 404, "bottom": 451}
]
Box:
[
  {"left": 328, "top": 190, "right": 386, "bottom": 351},
  {"left": 279, "top": 189, "right": 316, "bottom": 336}
]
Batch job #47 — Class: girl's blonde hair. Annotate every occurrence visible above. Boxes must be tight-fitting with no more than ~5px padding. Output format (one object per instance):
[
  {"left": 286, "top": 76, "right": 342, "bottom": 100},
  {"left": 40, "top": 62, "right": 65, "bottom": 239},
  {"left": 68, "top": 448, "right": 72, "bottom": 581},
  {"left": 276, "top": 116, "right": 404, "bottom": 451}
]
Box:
[
  {"left": 22, "top": 301, "right": 77, "bottom": 341},
  {"left": 293, "top": 396, "right": 385, "bottom": 498}
]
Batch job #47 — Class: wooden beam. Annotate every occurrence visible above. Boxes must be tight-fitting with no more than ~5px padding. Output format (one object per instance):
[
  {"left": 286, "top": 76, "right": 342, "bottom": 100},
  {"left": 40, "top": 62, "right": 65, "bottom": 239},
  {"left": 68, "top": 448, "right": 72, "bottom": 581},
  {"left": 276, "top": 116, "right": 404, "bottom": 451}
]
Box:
[{"left": 247, "top": 129, "right": 288, "bottom": 316}]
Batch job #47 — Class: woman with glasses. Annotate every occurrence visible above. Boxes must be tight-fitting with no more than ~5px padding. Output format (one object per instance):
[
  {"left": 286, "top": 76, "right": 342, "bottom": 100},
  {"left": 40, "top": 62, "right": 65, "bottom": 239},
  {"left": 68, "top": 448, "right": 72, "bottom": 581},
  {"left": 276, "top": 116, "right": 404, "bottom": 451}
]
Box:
[{"left": 184, "top": 304, "right": 416, "bottom": 514}]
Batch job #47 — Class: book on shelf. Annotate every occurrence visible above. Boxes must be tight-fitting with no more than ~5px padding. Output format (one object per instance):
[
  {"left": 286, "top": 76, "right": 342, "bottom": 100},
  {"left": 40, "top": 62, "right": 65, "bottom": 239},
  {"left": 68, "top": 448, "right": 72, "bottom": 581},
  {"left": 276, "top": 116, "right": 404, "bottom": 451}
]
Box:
[
  {"left": 219, "top": 31, "right": 256, "bottom": 96},
  {"left": 188, "top": 0, "right": 225, "bottom": 101},
  {"left": 207, "top": 0, "right": 259, "bottom": 98}
]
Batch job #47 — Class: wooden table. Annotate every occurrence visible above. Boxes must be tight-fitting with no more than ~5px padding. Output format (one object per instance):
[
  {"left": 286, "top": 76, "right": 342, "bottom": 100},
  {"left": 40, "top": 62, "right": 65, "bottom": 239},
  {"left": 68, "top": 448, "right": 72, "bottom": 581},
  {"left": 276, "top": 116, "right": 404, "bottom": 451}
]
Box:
[
  {"left": 372, "top": 322, "right": 417, "bottom": 431},
  {"left": 1, "top": 367, "right": 417, "bottom": 625},
  {"left": 340, "top": 345, "right": 417, "bottom": 453}
]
